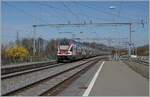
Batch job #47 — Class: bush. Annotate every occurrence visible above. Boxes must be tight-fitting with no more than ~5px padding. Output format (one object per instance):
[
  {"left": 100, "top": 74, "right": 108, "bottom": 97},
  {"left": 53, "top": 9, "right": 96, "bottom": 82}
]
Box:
[{"left": 6, "top": 46, "right": 29, "bottom": 61}]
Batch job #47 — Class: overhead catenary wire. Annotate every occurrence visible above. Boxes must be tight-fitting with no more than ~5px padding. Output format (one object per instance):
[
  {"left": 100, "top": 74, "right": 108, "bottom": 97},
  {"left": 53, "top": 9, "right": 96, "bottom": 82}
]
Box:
[
  {"left": 77, "top": 3, "right": 141, "bottom": 22},
  {"left": 37, "top": 2, "right": 69, "bottom": 22},
  {"left": 72, "top": 2, "right": 91, "bottom": 22},
  {"left": 4, "top": 2, "right": 48, "bottom": 23},
  {"left": 62, "top": 2, "right": 81, "bottom": 23},
  {"left": 34, "top": 3, "right": 65, "bottom": 33},
  {"left": 72, "top": 2, "right": 111, "bottom": 22}
]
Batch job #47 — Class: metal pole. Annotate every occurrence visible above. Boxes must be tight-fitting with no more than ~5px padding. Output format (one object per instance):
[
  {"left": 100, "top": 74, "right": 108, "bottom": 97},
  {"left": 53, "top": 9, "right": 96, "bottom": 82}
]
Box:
[
  {"left": 128, "top": 23, "right": 132, "bottom": 57},
  {"left": 33, "top": 25, "right": 36, "bottom": 56},
  {"left": 16, "top": 31, "right": 19, "bottom": 46},
  {"left": 136, "top": 47, "right": 138, "bottom": 56}
]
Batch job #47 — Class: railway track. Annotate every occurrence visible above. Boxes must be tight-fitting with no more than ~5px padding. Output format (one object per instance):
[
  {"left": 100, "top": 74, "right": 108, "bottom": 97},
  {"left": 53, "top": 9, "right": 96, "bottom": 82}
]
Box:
[
  {"left": 1, "top": 61, "right": 57, "bottom": 75},
  {"left": 41, "top": 59, "right": 100, "bottom": 96},
  {"left": 2, "top": 57, "right": 100, "bottom": 96},
  {"left": 2, "top": 63, "right": 65, "bottom": 79},
  {"left": 2, "top": 57, "right": 100, "bottom": 79}
]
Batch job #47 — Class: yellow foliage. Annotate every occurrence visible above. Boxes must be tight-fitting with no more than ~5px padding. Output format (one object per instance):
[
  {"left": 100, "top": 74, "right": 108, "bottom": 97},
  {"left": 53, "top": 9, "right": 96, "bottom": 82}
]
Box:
[{"left": 6, "top": 46, "right": 29, "bottom": 60}]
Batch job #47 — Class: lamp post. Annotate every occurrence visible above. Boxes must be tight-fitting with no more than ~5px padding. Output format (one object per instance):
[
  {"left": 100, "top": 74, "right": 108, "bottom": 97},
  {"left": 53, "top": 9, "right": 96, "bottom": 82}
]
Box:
[{"left": 109, "top": 5, "right": 118, "bottom": 60}]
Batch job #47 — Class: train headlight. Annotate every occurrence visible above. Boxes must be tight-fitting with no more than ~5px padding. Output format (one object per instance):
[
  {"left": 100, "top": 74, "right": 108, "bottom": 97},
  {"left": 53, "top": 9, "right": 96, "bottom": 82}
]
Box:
[{"left": 67, "top": 51, "right": 72, "bottom": 55}]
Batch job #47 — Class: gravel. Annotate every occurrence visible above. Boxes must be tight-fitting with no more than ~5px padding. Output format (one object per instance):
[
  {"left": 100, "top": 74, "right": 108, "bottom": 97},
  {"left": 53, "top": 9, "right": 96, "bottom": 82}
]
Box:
[
  {"left": 58, "top": 60, "right": 104, "bottom": 96},
  {"left": 2, "top": 58, "right": 95, "bottom": 95},
  {"left": 123, "top": 61, "right": 149, "bottom": 79},
  {"left": 14, "top": 60, "right": 93, "bottom": 96}
]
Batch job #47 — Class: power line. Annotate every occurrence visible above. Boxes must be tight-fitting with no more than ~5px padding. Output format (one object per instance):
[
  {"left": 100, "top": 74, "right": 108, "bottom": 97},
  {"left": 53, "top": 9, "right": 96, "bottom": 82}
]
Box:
[
  {"left": 72, "top": 2, "right": 91, "bottom": 21},
  {"left": 37, "top": 2, "right": 69, "bottom": 22},
  {"left": 77, "top": 3, "right": 140, "bottom": 22},
  {"left": 78, "top": 3, "right": 118, "bottom": 16},
  {"left": 76, "top": 3, "right": 120, "bottom": 20},
  {"left": 38, "top": 2, "right": 79, "bottom": 22},
  {"left": 43, "top": 2, "right": 105, "bottom": 23},
  {"left": 73, "top": 2, "right": 113, "bottom": 22},
  {"left": 5, "top": 2, "right": 47, "bottom": 23},
  {"left": 62, "top": 2, "right": 80, "bottom": 23},
  {"left": 118, "top": 2, "right": 122, "bottom": 17},
  {"left": 40, "top": 2, "right": 66, "bottom": 12}
]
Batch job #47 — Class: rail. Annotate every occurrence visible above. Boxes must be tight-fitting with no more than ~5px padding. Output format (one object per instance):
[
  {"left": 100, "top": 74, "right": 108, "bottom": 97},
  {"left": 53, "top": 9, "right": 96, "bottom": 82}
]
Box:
[{"left": 1, "top": 60, "right": 56, "bottom": 75}]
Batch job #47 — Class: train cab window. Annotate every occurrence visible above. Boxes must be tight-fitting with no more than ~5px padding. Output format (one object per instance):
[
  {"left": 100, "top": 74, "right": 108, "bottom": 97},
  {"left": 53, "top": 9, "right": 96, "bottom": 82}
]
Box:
[
  {"left": 70, "top": 47, "right": 73, "bottom": 52},
  {"left": 59, "top": 39, "right": 70, "bottom": 45}
]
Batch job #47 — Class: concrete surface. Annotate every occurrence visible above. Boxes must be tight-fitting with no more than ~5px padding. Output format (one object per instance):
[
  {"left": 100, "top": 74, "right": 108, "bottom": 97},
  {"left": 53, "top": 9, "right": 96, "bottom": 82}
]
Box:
[{"left": 89, "top": 61, "right": 149, "bottom": 96}]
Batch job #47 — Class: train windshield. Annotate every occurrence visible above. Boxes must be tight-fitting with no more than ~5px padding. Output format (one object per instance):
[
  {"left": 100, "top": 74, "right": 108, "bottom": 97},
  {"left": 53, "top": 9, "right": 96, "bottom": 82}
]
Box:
[
  {"left": 59, "top": 39, "right": 70, "bottom": 45},
  {"left": 59, "top": 45, "right": 69, "bottom": 50}
]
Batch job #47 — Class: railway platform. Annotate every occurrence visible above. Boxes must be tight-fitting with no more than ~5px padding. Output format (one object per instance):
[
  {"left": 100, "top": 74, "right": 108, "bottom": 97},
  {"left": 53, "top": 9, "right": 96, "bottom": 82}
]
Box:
[{"left": 83, "top": 61, "right": 149, "bottom": 96}]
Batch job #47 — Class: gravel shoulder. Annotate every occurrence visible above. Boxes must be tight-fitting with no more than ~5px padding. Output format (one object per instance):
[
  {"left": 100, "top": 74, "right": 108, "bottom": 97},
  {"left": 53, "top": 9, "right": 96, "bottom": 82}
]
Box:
[{"left": 123, "top": 60, "right": 149, "bottom": 79}]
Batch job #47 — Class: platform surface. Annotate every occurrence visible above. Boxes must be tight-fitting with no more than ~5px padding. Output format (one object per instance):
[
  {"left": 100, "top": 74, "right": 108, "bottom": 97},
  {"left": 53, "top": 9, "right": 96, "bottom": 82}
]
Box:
[{"left": 88, "top": 61, "right": 149, "bottom": 96}]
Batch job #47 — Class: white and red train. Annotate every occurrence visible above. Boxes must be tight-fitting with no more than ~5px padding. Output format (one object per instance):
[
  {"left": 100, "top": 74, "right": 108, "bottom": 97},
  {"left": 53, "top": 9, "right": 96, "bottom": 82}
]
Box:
[{"left": 57, "top": 39, "right": 110, "bottom": 62}]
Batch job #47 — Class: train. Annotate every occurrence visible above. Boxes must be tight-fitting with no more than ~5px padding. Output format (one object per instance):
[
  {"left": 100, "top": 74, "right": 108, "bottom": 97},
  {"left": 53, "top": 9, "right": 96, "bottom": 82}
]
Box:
[{"left": 57, "top": 38, "right": 110, "bottom": 62}]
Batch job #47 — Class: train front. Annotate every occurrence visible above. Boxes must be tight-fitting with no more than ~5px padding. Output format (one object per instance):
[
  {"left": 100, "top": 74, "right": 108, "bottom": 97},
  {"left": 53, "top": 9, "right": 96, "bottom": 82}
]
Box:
[{"left": 57, "top": 39, "right": 74, "bottom": 62}]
